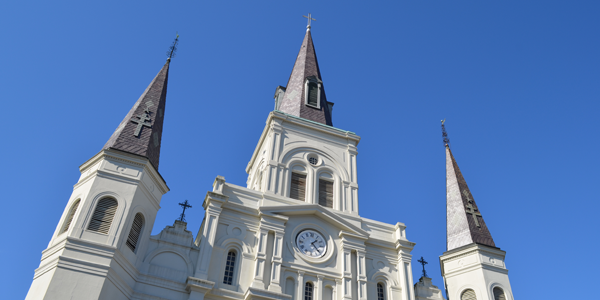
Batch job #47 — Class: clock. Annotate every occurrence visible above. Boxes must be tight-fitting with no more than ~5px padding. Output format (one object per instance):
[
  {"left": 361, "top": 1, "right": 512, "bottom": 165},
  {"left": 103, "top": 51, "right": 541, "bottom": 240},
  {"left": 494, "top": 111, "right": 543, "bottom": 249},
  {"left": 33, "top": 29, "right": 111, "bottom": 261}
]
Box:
[{"left": 296, "top": 229, "right": 327, "bottom": 258}]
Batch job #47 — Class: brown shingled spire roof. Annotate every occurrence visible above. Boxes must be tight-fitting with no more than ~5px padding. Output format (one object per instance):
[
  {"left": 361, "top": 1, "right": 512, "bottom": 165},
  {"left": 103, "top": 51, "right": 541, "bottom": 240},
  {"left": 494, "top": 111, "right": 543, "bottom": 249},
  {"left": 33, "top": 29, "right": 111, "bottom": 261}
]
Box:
[
  {"left": 446, "top": 145, "right": 496, "bottom": 251},
  {"left": 103, "top": 59, "right": 170, "bottom": 170},
  {"left": 278, "top": 27, "right": 333, "bottom": 126}
]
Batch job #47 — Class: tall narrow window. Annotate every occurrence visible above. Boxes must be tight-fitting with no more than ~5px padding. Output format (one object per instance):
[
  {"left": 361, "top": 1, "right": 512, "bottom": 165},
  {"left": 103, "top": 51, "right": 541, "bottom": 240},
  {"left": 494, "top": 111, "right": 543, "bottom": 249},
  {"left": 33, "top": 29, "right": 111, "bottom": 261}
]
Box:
[
  {"left": 290, "top": 173, "right": 306, "bottom": 201},
  {"left": 87, "top": 198, "right": 118, "bottom": 234},
  {"left": 461, "top": 289, "right": 477, "bottom": 300},
  {"left": 126, "top": 213, "right": 144, "bottom": 252},
  {"left": 377, "top": 283, "right": 385, "bottom": 300},
  {"left": 493, "top": 287, "right": 506, "bottom": 300},
  {"left": 61, "top": 200, "right": 80, "bottom": 234},
  {"left": 223, "top": 251, "right": 237, "bottom": 285},
  {"left": 307, "top": 82, "right": 319, "bottom": 107},
  {"left": 318, "top": 179, "right": 334, "bottom": 208},
  {"left": 304, "top": 282, "right": 313, "bottom": 300}
]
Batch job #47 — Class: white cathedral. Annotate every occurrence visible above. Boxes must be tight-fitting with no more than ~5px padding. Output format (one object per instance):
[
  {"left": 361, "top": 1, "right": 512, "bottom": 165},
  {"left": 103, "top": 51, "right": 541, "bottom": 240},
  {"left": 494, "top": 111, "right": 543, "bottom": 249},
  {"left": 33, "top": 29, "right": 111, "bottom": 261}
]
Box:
[{"left": 25, "top": 25, "right": 514, "bottom": 300}]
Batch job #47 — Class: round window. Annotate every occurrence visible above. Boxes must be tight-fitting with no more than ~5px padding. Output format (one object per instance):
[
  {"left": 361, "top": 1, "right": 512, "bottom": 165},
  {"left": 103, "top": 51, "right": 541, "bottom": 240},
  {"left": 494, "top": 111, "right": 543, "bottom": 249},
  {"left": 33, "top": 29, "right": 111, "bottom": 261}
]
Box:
[{"left": 309, "top": 157, "right": 318, "bottom": 165}]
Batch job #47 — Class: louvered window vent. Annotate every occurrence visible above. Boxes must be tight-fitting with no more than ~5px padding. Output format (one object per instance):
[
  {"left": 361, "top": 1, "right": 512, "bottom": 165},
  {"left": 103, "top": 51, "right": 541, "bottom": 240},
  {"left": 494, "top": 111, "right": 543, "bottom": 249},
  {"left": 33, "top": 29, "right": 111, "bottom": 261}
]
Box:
[
  {"left": 290, "top": 173, "right": 307, "bottom": 201},
  {"left": 87, "top": 198, "right": 118, "bottom": 234},
  {"left": 319, "top": 179, "right": 334, "bottom": 208},
  {"left": 493, "top": 287, "right": 506, "bottom": 300},
  {"left": 126, "top": 213, "right": 144, "bottom": 252},
  {"left": 461, "top": 289, "right": 477, "bottom": 300},
  {"left": 61, "top": 200, "right": 80, "bottom": 234}
]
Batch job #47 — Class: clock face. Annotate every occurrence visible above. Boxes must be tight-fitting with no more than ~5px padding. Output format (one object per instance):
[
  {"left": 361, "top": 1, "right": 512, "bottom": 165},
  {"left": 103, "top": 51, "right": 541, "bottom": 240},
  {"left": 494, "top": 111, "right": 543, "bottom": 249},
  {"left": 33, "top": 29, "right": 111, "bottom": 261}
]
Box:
[{"left": 296, "top": 230, "right": 327, "bottom": 258}]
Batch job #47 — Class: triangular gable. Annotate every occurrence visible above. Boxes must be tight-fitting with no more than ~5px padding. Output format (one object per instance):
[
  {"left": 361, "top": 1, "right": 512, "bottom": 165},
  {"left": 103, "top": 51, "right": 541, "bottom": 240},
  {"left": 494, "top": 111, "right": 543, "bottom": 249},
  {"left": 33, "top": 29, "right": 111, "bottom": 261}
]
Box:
[{"left": 260, "top": 204, "right": 369, "bottom": 239}]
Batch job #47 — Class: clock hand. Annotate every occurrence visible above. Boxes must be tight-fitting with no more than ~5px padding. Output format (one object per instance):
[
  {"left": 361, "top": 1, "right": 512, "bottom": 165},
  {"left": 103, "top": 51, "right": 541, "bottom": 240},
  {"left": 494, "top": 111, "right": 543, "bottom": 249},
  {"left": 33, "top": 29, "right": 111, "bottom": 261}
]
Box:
[{"left": 311, "top": 241, "right": 321, "bottom": 254}]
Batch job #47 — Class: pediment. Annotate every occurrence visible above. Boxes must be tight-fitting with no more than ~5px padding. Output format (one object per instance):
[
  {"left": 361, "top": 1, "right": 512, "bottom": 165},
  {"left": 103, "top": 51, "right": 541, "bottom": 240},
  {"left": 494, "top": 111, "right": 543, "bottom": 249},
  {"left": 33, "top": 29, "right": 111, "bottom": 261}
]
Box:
[{"left": 259, "top": 204, "right": 369, "bottom": 239}]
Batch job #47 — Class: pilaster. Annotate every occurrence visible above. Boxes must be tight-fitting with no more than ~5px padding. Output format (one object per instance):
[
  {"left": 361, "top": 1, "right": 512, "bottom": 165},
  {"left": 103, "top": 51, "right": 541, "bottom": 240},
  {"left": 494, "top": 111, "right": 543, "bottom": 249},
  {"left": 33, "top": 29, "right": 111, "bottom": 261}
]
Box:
[
  {"left": 194, "top": 181, "right": 228, "bottom": 280},
  {"left": 296, "top": 271, "right": 305, "bottom": 300}
]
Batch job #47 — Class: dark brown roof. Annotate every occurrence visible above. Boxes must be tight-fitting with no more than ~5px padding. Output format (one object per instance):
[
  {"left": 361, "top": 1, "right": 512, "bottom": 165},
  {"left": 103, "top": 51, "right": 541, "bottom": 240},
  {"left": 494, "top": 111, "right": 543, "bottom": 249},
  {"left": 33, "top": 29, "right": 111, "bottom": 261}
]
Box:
[
  {"left": 103, "top": 59, "right": 170, "bottom": 170},
  {"left": 278, "top": 29, "right": 333, "bottom": 126},
  {"left": 446, "top": 146, "right": 496, "bottom": 251}
]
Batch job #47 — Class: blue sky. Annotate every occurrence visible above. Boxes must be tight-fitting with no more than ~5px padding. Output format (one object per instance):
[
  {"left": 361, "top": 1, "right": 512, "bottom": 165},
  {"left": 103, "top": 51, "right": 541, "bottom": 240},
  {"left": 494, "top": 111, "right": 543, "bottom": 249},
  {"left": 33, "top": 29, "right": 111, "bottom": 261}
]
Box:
[{"left": 2, "top": 1, "right": 599, "bottom": 299}]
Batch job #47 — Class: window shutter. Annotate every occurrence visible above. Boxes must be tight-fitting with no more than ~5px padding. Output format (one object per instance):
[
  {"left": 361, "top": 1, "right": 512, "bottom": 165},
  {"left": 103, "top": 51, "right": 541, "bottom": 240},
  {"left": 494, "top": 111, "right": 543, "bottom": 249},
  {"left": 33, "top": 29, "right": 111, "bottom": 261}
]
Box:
[
  {"left": 87, "top": 198, "right": 118, "bottom": 234},
  {"left": 461, "top": 289, "right": 477, "bottom": 300},
  {"left": 493, "top": 288, "right": 506, "bottom": 300},
  {"left": 290, "top": 173, "right": 306, "bottom": 201},
  {"left": 307, "top": 82, "right": 318, "bottom": 106},
  {"left": 126, "top": 213, "right": 144, "bottom": 252},
  {"left": 319, "top": 179, "right": 334, "bottom": 208},
  {"left": 61, "top": 200, "right": 80, "bottom": 233}
]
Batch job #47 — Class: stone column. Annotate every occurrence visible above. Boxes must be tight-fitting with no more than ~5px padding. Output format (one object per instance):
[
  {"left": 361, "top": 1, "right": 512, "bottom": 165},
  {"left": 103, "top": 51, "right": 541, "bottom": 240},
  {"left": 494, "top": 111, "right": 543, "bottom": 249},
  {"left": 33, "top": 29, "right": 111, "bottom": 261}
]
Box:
[
  {"left": 316, "top": 275, "right": 324, "bottom": 300},
  {"left": 335, "top": 279, "right": 343, "bottom": 300},
  {"left": 194, "top": 188, "right": 227, "bottom": 280},
  {"left": 251, "top": 227, "right": 270, "bottom": 288},
  {"left": 296, "top": 271, "right": 305, "bottom": 300}
]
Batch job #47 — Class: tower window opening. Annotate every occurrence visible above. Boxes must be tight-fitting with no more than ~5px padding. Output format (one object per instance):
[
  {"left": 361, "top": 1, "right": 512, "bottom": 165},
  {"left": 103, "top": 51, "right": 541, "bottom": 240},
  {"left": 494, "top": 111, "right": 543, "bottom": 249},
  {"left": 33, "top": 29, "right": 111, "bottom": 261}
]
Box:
[
  {"left": 304, "top": 282, "right": 313, "bottom": 300},
  {"left": 223, "top": 250, "right": 237, "bottom": 285},
  {"left": 290, "top": 172, "right": 307, "bottom": 201},
  {"left": 377, "top": 283, "right": 385, "bottom": 300},
  {"left": 493, "top": 287, "right": 506, "bottom": 300},
  {"left": 87, "top": 198, "right": 118, "bottom": 234},
  {"left": 461, "top": 289, "right": 477, "bottom": 300},
  {"left": 318, "top": 179, "right": 334, "bottom": 208},
  {"left": 307, "top": 82, "right": 319, "bottom": 107},
  {"left": 61, "top": 200, "right": 80, "bottom": 234},
  {"left": 126, "top": 213, "right": 144, "bottom": 252}
]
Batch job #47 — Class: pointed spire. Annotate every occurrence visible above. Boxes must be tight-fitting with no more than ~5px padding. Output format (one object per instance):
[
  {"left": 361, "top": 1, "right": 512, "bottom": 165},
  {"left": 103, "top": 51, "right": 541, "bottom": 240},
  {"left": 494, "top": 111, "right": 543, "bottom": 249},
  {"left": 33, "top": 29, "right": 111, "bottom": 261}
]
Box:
[
  {"left": 103, "top": 59, "right": 170, "bottom": 170},
  {"left": 445, "top": 124, "right": 495, "bottom": 251},
  {"left": 277, "top": 25, "right": 333, "bottom": 126}
]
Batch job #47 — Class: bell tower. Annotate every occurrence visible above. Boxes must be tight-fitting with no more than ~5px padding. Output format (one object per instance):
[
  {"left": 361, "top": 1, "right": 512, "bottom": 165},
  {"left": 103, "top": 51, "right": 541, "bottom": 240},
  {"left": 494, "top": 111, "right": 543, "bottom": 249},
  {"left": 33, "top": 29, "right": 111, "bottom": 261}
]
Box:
[
  {"left": 25, "top": 57, "right": 173, "bottom": 300},
  {"left": 439, "top": 122, "right": 514, "bottom": 300}
]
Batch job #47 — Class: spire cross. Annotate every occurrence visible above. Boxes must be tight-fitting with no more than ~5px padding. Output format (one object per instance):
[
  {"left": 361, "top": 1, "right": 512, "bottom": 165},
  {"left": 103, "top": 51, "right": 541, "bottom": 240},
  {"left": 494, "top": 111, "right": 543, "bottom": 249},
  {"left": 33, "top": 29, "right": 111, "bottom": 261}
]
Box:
[
  {"left": 178, "top": 200, "right": 192, "bottom": 222},
  {"left": 303, "top": 13, "right": 316, "bottom": 27},
  {"left": 463, "top": 190, "right": 482, "bottom": 227},
  {"left": 417, "top": 257, "right": 428, "bottom": 278},
  {"left": 131, "top": 108, "right": 152, "bottom": 137}
]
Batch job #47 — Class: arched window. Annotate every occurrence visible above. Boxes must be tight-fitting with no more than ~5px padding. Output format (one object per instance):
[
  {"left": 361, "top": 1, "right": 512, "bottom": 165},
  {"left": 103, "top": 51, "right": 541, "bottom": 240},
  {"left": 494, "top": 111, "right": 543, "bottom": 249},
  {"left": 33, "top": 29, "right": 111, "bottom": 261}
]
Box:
[
  {"left": 61, "top": 199, "right": 80, "bottom": 234},
  {"left": 377, "top": 282, "right": 385, "bottom": 300},
  {"left": 304, "top": 282, "right": 313, "bottom": 300},
  {"left": 493, "top": 287, "right": 506, "bottom": 300},
  {"left": 87, "top": 198, "right": 118, "bottom": 234},
  {"left": 126, "top": 213, "right": 144, "bottom": 252},
  {"left": 223, "top": 250, "right": 237, "bottom": 285},
  {"left": 461, "top": 289, "right": 477, "bottom": 300}
]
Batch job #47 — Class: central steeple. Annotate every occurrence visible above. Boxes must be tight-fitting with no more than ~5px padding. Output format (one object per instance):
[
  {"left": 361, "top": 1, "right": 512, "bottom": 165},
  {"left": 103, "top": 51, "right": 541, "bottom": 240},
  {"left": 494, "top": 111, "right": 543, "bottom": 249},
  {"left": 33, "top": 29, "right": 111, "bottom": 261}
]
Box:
[{"left": 277, "top": 25, "right": 333, "bottom": 126}]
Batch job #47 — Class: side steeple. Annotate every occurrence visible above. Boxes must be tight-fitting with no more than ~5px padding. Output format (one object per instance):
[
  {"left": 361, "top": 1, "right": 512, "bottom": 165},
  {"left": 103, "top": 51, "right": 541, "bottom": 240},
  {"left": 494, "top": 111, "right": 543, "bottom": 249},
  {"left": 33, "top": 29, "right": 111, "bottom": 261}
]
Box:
[
  {"left": 443, "top": 121, "right": 495, "bottom": 251},
  {"left": 277, "top": 23, "right": 333, "bottom": 126},
  {"left": 103, "top": 58, "right": 170, "bottom": 170}
]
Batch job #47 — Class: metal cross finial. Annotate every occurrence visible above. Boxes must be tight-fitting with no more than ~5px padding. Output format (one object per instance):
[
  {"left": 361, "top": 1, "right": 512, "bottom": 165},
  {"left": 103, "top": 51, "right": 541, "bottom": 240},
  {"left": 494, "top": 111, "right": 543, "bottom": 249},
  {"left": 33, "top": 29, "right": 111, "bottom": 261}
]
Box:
[
  {"left": 441, "top": 119, "right": 450, "bottom": 148},
  {"left": 303, "top": 13, "right": 316, "bottom": 28},
  {"left": 418, "top": 257, "right": 429, "bottom": 278},
  {"left": 167, "top": 33, "right": 180, "bottom": 59},
  {"left": 178, "top": 200, "right": 192, "bottom": 222}
]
